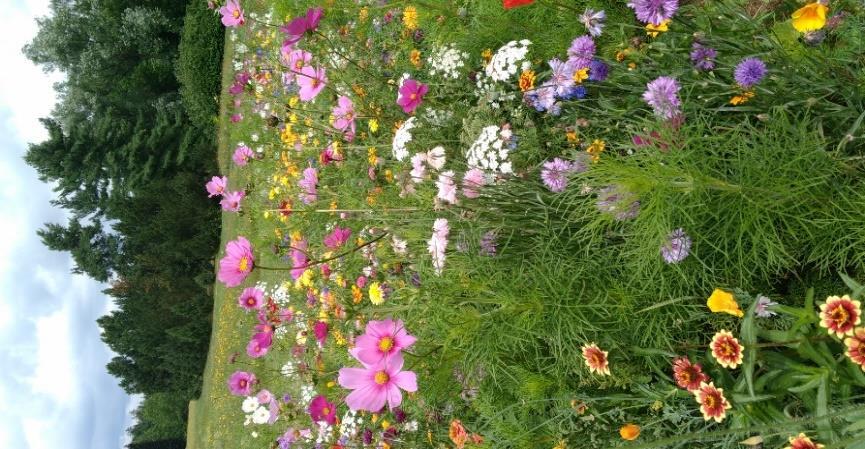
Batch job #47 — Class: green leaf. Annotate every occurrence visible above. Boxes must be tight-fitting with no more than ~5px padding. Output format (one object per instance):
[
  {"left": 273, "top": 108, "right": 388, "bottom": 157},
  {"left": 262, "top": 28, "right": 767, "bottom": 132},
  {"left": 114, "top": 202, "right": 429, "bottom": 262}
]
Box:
[
  {"left": 817, "top": 372, "right": 836, "bottom": 442},
  {"left": 839, "top": 273, "right": 865, "bottom": 299},
  {"left": 730, "top": 393, "right": 775, "bottom": 404},
  {"left": 788, "top": 374, "right": 822, "bottom": 393},
  {"left": 741, "top": 294, "right": 759, "bottom": 397}
]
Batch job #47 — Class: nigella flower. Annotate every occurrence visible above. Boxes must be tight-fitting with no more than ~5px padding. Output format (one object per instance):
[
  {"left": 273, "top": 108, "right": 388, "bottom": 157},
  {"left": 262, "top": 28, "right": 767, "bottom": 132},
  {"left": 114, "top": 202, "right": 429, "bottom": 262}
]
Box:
[
  {"left": 627, "top": 0, "right": 679, "bottom": 26},
  {"left": 560, "top": 85, "right": 587, "bottom": 100},
  {"left": 642, "top": 76, "right": 681, "bottom": 120},
  {"left": 690, "top": 42, "right": 717, "bottom": 71},
  {"left": 580, "top": 8, "right": 606, "bottom": 37},
  {"left": 541, "top": 158, "right": 575, "bottom": 193},
  {"left": 479, "top": 231, "right": 497, "bottom": 256},
  {"left": 734, "top": 57, "right": 767, "bottom": 88},
  {"left": 660, "top": 228, "right": 691, "bottom": 263},
  {"left": 588, "top": 59, "right": 609, "bottom": 82},
  {"left": 754, "top": 295, "right": 778, "bottom": 318},
  {"left": 567, "top": 35, "right": 596, "bottom": 69}
]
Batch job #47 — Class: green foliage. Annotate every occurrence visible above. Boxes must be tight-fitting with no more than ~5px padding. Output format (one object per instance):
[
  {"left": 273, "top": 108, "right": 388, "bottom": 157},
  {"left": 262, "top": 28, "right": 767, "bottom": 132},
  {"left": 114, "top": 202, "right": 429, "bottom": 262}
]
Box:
[{"left": 177, "top": 1, "right": 225, "bottom": 129}]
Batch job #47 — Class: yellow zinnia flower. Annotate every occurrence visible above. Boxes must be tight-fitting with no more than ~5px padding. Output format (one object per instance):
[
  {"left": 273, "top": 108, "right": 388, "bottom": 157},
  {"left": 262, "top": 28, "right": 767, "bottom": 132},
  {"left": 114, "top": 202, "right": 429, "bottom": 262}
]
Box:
[
  {"left": 792, "top": 2, "right": 829, "bottom": 33},
  {"left": 707, "top": 289, "right": 744, "bottom": 317}
]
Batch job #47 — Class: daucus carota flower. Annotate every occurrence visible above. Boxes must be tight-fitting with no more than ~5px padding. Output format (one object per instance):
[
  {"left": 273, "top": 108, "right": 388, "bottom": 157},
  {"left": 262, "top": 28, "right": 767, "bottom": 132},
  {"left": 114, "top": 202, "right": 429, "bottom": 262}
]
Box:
[
  {"left": 580, "top": 9, "right": 606, "bottom": 37},
  {"left": 228, "top": 370, "right": 256, "bottom": 396},
  {"left": 355, "top": 319, "right": 417, "bottom": 365},
  {"left": 332, "top": 96, "right": 356, "bottom": 135},
  {"left": 754, "top": 295, "right": 778, "bottom": 318},
  {"left": 627, "top": 0, "right": 679, "bottom": 25},
  {"left": 220, "top": 190, "right": 245, "bottom": 212},
  {"left": 436, "top": 171, "right": 458, "bottom": 204},
  {"left": 660, "top": 228, "right": 691, "bottom": 263},
  {"left": 784, "top": 434, "right": 825, "bottom": 449},
  {"left": 238, "top": 287, "right": 264, "bottom": 311},
  {"left": 710, "top": 330, "right": 744, "bottom": 369},
  {"left": 324, "top": 226, "right": 352, "bottom": 249},
  {"left": 397, "top": 78, "right": 428, "bottom": 114},
  {"left": 844, "top": 327, "right": 865, "bottom": 371},
  {"left": 642, "top": 76, "right": 681, "bottom": 120},
  {"left": 672, "top": 356, "right": 709, "bottom": 391},
  {"left": 392, "top": 117, "right": 416, "bottom": 162},
  {"left": 232, "top": 145, "right": 254, "bottom": 166},
  {"left": 567, "top": 35, "right": 596, "bottom": 69},
  {"left": 338, "top": 352, "right": 418, "bottom": 412},
  {"left": 541, "top": 158, "right": 575, "bottom": 193},
  {"left": 693, "top": 382, "right": 731, "bottom": 422},
  {"left": 734, "top": 58, "right": 767, "bottom": 88},
  {"left": 206, "top": 176, "right": 227, "bottom": 197},
  {"left": 819, "top": 294, "right": 862, "bottom": 338},
  {"left": 308, "top": 395, "right": 337, "bottom": 425},
  {"left": 219, "top": 0, "right": 245, "bottom": 27},
  {"left": 218, "top": 236, "right": 254, "bottom": 287},
  {"left": 462, "top": 168, "right": 486, "bottom": 199},
  {"left": 792, "top": 3, "right": 829, "bottom": 33},
  {"left": 690, "top": 43, "right": 717, "bottom": 71},
  {"left": 581, "top": 342, "right": 610, "bottom": 375}
]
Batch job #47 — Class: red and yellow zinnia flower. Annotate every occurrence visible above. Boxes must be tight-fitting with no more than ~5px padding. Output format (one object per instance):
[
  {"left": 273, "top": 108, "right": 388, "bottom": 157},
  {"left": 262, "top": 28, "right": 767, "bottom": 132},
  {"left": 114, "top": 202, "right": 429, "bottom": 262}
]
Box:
[
  {"left": 672, "top": 356, "right": 710, "bottom": 391},
  {"left": 819, "top": 295, "right": 861, "bottom": 338},
  {"left": 710, "top": 330, "right": 744, "bottom": 369},
  {"left": 844, "top": 327, "right": 865, "bottom": 371},
  {"left": 784, "top": 433, "right": 825, "bottom": 449},
  {"left": 693, "top": 382, "right": 731, "bottom": 423},
  {"left": 791, "top": 3, "right": 829, "bottom": 33},
  {"left": 581, "top": 342, "right": 610, "bottom": 376}
]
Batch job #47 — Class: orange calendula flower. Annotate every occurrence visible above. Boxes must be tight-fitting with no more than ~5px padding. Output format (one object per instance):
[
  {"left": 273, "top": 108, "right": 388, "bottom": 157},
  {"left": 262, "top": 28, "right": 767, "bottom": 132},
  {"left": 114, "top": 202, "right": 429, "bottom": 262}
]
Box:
[
  {"left": 819, "top": 294, "right": 861, "bottom": 338},
  {"left": 710, "top": 330, "right": 744, "bottom": 369},
  {"left": 672, "top": 356, "right": 709, "bottom": 391},
  {"left": 646, "top": 19, "right": 670, "bottom": 37},
  {"left": 784, "top": 433, "right": 825, "bottom": 449},
  {"left": 581, "top": 342, "right": 610, "bottom": 375},
  {"left": 619, "top": 423, "right": 640, "bottom": 441},
  {"left": 449, "top": 420, "right": 468, "bottom": 449},
  {"left": 792, "top": 3, "right": 829, "bottom": 33},
  {"left": 707, "top": 289, "right": 744, "bottom": 317},
  {"left": 519, "top": 70, "right": 536, "bottom": 92},
  {"left": 844, "top": 327, "right": 865, "bottom": 371},
  {"left": 693, "top": 382, "right": 731, "bottom": 422},
  {"left": 729, "top": 91, "right": 756, "bottom": 105},
  {"left": 410, "top": 49, "right": 422, "bottom": 68}
]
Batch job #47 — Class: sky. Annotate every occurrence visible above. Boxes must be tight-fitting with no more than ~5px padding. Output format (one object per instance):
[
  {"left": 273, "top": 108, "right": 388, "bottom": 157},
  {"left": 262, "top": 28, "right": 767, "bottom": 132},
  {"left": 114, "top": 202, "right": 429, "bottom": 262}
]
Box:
[{"left": 0, "top": 1, "right": 141, "bottom": 448}]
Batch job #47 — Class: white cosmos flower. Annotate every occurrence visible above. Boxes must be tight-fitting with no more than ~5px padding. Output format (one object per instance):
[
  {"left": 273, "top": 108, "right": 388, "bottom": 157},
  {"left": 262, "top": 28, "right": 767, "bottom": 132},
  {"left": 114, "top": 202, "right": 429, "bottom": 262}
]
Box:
[
  {"left": 242, "top": 396, "right": 260, "bottom": 413},
  {"left": 252, "top": 406, "right": 271, "bottom": 424}
]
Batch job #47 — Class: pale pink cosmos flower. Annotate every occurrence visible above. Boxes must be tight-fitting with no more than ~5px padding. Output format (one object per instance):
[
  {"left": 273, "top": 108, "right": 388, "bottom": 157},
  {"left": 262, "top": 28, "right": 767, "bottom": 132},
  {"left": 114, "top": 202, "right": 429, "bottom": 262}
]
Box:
[
  {"left": 233, "top": 145, "right": 254, "bottom": 166},
  {"left": 218, "top": 236, "right": 254, "bottom": 287},
  {"left": 290, "top": 239, "right": 309, "bottom": 281},
  {"left": 297, "top": 66, "right": 327, "bottom": 102},
  {"left": 428, "top": 218, "right": 449, "bottom": 275},
  {"left": 410, "top": 153, "right": 427, "bottom": 183},
  {"left": 396, "top": 78, "right": 428, "bottom": 114},
  {"left": 284, "top": 49, "right": 312, "bottom": 83},
  {"left": 354, "top": 319, "right": 417, "bottom": 365},
  {"left": 332, "top": 96, "right": 356, "bottom": 136},
  {"left": 206, "top": 176, "right": 228, "bottom": 197},
  {"left": 426, "top": 146, "right": 446, "bottom": 170},
  {"left": 298, "top": 167, "right": 318, "bottom": 204},
  {"left": 220, "top": 190, "right": 245, "bottom": 212},
  {"left": 219, "top": 0, "right": 245, "bottom": 27},
  {"left": 462, "top": 169, "right": 486, "bottom": 199},
  {"left": 338, "top": 352, "right": 418, "bottom": 412},
  {"left": 436, "top": 171, "right": 458, "bottom": 204},
  {"left": 238, "top": 287, "right": 264, "bottom": 311}
]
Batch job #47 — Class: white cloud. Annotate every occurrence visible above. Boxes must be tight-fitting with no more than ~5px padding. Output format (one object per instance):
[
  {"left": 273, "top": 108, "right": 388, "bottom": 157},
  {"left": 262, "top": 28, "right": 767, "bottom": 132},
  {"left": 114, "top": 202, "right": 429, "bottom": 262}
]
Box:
[
  {"left": 29, "top": 308, "right": 77, "bottom": 404},
  {"left": 22, "top": 418, "right": 52, "bottom": 449}
]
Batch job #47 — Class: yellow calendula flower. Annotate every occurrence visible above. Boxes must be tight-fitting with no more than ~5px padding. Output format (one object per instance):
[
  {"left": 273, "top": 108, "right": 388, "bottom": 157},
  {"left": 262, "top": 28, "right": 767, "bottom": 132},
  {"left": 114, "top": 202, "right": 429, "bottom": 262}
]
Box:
[
  {"left": 410, "top": 49, "right": 422, "bottom": 68},
  {"left": 519, "top": 70, "right": 536, "bottom": 92},
  {"left": 368, "top": 119, "right": 379, "bottom": 133},
  {"left": 730, "top": 91, "right": 756, "bottom": 105},
  {"left": 620, "top": 424, "right": 641, "bottom": 441},
  {"left": 792, "top": 2, "right": 829, "bottom": 33},
  {"left": 587, "top": 139, "right": 606, "bottom": 162},
  {"left": 402, "top": 6, "right": 419, "bottom": 30},
  {"left": 369, "top": 281, "right": 385, "bottom": 305},
  {"left": 573, "top": 67, "right": 589, "bottom": 84},
  {"left": 646, "top": 20, "right": 670, "bottom": 37},
  {"left": 707, "top": 289, "right": 744, "bottom": 317}
]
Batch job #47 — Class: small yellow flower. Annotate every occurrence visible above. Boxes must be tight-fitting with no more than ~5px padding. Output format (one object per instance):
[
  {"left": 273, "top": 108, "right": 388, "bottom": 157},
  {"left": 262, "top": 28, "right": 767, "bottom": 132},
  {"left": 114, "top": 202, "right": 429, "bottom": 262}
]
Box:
[
  {"left": 586, "top": 139, "right": 606, "bottom": 162},
  {"left": 646, "top": 19, "right": 670, "bottom": 38},
  {"left": 288, "top": 96, "right": 300, "bottom": 108},
  {"left": 368, "top": 119, "right": 379, "bottom": 133},
  {"left": 628, "top": 62, "right": 637, "bottom": 70},
  {"left": 410, "top": 49, "right": 422, "bottom": 68},
  {"left": 566, "top": 130, "right": 579, "bottom": 144},
  {"left": 351, "top": 285, "right": 363, "bottom": 304},
  {"left": 381, "top": 419, "right": 391, "bottom": 430},
  {"left": 553, "top": 440, "right": 567, "bottom": 449},
  {"left": 615, "top": 49, "right": 629, "bottom": 62},
  {"left": 369, "top": 282, "right": 385, "bottom": 305},
  {"left": 519, "top": 70, "right": 536, "bottom": 92},
  {"left": 359, "top": 7, "right": 369, "bottom": 23},
  {"left": 620, "top": 424, "right": 641, "bottom": 441},
  {"left": 573, "top": 67, "right": 589, "bottom": 84},
  {"left": 402, "top": 6, "right": 419, "bottom": 30},
  {"left": 385, "top": 169, "right": 394, "bottom": 183},
  {"left": 481, "top": 48, "right": 493, "bottom": 66},
  {"left": 792, "top": 2, "right": 829, "bottom": 33},
  {"left": 707, "top": 289, "right": 744, "bottom": 317},
  {"left": 367, "top": 147, "right": 379, "bottom": 166},
  {"left": 729, "top": 91, "right": 756, "bottom": 105}
]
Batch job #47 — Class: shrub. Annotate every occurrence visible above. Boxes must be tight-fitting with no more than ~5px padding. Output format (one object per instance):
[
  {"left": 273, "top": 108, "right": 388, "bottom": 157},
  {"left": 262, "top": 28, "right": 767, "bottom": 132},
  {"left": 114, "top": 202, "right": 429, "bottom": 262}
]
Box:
[{"left": 177, "top": 1, "right": 224, "bottom": 129}]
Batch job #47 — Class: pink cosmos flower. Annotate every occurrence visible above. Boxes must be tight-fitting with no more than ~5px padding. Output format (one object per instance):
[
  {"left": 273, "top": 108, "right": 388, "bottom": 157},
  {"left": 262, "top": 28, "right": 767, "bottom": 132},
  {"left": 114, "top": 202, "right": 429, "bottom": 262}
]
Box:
[
  {"left": 324, "top": 226, "right": 352, "bottom": 249},
  {"left": 426, "top": 146, "right": 446, "bottom": 170},
  {"left": 284, "top": 49, "right": 312, "bottom": 83},
  {"left": 233, "top": 145, "right": 254, "bottom": 166},
  {"left": 332, "top": 96, "right": 356, "bottom": 136},
  {"left": 206, "top": 176, "right": 228, "bottom": 197},
  {"left": 313, "top": 321, "right": 328, "bottom": 346},
  {"left": 282, "top": 7, "right": 324, "bottom": 46},
  {"left": 218, "top": 236, "right": 254, "bottom": 287},
  {"left": 227, "top": 370, "right": 256, "bottom": 396},
  {"left": 319, "top": 143, "right": 341, "bottom": 165},
  {"left": 338, "top": 352, "right": 418, "bottom": 412},
  {"left": 247, "top": 331, "right": 273, "bottom": 358},
  {"left": 238, "top": 287, "right": 264, "bottom": 311},
  {"left": 436, "top": 171, "right": 458, "bottom": 204},
  {"left": 297, "top": 66, "right": 327, "bottom": 102},
  {"left": 219, "top": 0, "right": 245, "bottom": 27},
  {"left": 462, "top": 169, "right": 486, "bottom": 199},
  {"left": 298, "top": 167, "right": 318, "bottom": 204},
  {"left": 220, "top": 190, "right": 245, "bottom": 212},
  {"left": 428, "top": 218, "right": 449, "bottom": 275},
  {"left": 290, "top": 239, "right": 309, "bottom": 280},
  {"left": 410, "top": 153, "right": 427, "bottom": 183},
  {"left": 308, "top": 395, "right": 337, "bottom": 425},
  {"left": 397, "top": 79, "right": 428, "bottom": 114},
  {"left": 354, "top": 319, "right": 417, "bottom": 365}
]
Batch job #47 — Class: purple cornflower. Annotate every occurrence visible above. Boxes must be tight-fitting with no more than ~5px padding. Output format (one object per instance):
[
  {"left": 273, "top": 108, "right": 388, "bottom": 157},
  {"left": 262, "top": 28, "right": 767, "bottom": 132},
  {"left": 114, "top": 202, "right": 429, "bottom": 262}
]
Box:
[
  {"left": 561, "top": 85, "right": 587, "bottom": 100},
  {"left": 541, "top": 158, "right": 575, "bottom": 193},
  {"left": 548, "top": 58, "right": 575, "bottom": 96},
  {"left": 660, "top": 228, "right": 692, "bottom": 263},
  {"left": 567, "top": 35, "right": 596, "bottom": 69},
  {"left": 480, "top": 231, "right": 498, "bottom": 256},
  {"left": 529, "top": 86, "right": 558, "bottom": 113},
  {"left": 588, "top": 59, "right": 609, "bottom": 82},
  {"left": 690, "top": 43, "right": 717, "bottom": 71},
  {"left": 580, "top": 8, "right": 606, "bottom": 37},
  {"left": 627, "top": 0, "right": 679, "bottom": 25},
  {"left": 754, "top": 295, "right": 778, "bottom": 318},
  {"left": 596, "top": 186, "right": 641, "bottom": 220},
  {"left": 642, "top": 76, "right": 681, "bottom": 120},
  {"left": 734, "top": 57, "right": 767, "bottom": 88}
]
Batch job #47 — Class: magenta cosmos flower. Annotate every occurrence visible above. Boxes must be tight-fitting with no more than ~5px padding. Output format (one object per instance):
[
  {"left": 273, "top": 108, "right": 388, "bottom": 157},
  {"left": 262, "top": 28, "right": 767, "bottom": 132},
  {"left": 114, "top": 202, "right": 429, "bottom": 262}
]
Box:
[
  {"left": 397, "top": 78, "right": 428, "bottom": 114},
  {"left": 227, "top": 370, "right": 256, "bottom": 396},
  {"left": 338, "top": 352, "right": 418, "bottom": 412},
  {"left": 324, "top": 226, "right": 352, "bottom": 249},
  {"left": 232, "top": 145, "right": 254, "bottom": 166},
  {"left": 219, "top": 0, "right": 245, "bottom": 27},
  {"left": 298, "top": 66, "right": 327, "bottom": 102},
  {"left": 220, "top": 190, "right": 245, "bottom": 212},
  {"left": 290, "top": 238, "right": 309, "bottom": 281},
  {"left": 206, "top": 176, "right": 227, "bottom": 197},
  {"left": 238, "top": 287, "right": 264, "bottom": 311},
  {"left": 332, "top": 96, "right": 356, "bottom": 136},
  {"left": 247, "top": 331, "right": 273, "bottom": 358},
  {"left": 355, "top": 319, "right": 417, "bottom": 365},
  {"left": 218, "top": 236, "right": 254, "bottom": 287},
  {"left": 282, "top": 7, "right": 324, "bottom": 46},
  {"left": 308, "top": 395, "right": 337, "bottom": 424},
  {"left": 283, "top": 49, "right": 312, "bottom": 83}
]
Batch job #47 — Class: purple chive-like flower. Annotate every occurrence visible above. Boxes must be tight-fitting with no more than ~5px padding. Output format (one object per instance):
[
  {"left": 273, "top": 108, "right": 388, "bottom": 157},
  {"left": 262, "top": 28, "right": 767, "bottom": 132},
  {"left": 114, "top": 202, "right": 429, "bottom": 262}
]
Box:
[
  {"left": 627, "top": 0, "right": 679, "bottom": 25},
  {"left": 541, "top": 158, "right": 575, "bottom": 193},
  {"left": 588, "top": 59, "right": 609, "bottom": 82},
  {"left": 660, "top": 228, "right": 692, "bottom": 263},
  {"left": 567, "top": 35, "right": 596, "bottom": 69},
  {"left": 734, "top": 57, "right": 767, "bottom": 88},
  {"left": 596, "top": 186, "right": 641, "bottom": 220},
  {"left": 580, "top": 9, "right": 606, "bottom": 37},
  {"left": 642, "top": 76, "right": 681, "bottom": 120},
  {"left": 480, "top": 231, "right": 498, "bottom": 256},
  {"left": 754, "top": 295, "right": 778, "bottom": 318},
  {"left": 690, "top": 43, "right": 717, "bottom": 71}
]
